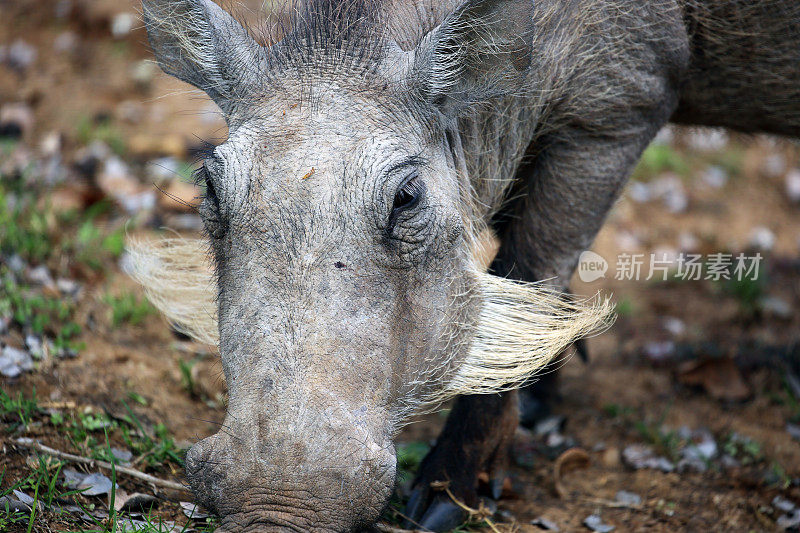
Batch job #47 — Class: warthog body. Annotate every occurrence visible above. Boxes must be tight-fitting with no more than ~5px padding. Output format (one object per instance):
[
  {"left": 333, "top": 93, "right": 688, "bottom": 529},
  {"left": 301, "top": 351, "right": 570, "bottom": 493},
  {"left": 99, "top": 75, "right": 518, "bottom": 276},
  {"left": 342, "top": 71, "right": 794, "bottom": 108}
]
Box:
[{"left": 133, "top": 0, "right": 800, "bottom": 530}]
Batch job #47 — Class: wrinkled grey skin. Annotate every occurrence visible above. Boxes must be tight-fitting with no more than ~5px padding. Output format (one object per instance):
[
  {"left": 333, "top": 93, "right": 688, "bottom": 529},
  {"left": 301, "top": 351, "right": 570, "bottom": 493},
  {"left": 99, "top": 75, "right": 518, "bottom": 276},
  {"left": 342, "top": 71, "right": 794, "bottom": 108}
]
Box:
[{"left": 142, "top": 0, "right": 800, "bottom": 530}]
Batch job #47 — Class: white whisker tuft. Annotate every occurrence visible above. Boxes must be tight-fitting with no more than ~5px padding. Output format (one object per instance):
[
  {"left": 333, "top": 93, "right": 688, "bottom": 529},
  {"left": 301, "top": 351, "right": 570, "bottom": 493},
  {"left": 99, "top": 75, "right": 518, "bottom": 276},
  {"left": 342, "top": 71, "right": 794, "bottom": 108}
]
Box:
[
  {"left": 126, "top": 237, "right": 219, "bottom": 346},
  {"left": 432, "top": 271, "right": 614, "bottom": 402}
]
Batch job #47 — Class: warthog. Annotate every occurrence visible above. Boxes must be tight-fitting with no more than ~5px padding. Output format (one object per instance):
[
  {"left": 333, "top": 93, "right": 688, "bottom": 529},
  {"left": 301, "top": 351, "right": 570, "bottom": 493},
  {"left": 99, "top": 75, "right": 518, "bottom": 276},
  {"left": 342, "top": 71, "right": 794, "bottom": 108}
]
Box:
[{"left": 131, "top": 0, "right": 800, "bottom": 530}]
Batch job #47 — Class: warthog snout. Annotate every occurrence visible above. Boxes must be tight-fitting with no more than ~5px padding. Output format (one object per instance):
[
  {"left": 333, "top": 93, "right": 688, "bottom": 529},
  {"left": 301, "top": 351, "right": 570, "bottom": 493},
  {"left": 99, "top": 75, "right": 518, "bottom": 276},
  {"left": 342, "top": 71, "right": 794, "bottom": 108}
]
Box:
[{"left": 186, "top": 411, "right": 396, "bottom": 531}]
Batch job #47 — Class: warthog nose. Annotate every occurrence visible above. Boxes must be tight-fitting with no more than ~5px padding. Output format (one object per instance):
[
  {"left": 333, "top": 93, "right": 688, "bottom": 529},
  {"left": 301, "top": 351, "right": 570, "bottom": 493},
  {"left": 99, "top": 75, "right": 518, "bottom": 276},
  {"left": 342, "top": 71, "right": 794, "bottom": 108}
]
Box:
[
  {"left": 185, "top": 434, "right": 214, "bottom": 477},
  {"left": 184, "top": 426, "right": 397, "bottom": 531},
  {"left": 185, "top": 432, "right": 231, "bottom": 513}
]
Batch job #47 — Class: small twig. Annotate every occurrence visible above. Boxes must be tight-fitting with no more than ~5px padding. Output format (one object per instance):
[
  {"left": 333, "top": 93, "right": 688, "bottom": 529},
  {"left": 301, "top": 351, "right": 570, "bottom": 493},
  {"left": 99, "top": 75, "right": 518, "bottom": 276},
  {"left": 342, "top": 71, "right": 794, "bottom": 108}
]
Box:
[
  {"left": 432, "top": 482, "right": 504, "bottom": 533},
  {"left": 581, "top": 496, "right": 644, "bottom": 510},
  {"left": 14, "top": 438, "right": 190, "bottom": 494},
  {"left": 39, "top": 401, "right": 78, "bottom": 410},
  {"left": 386, "top": 508, "right": 428, "bottom": 531},
  {"left": 374, "top": 524, "right": 424, "bottom": 533},
  {"left": 130, "top": 449, "right": 155, "bottom": 468}
]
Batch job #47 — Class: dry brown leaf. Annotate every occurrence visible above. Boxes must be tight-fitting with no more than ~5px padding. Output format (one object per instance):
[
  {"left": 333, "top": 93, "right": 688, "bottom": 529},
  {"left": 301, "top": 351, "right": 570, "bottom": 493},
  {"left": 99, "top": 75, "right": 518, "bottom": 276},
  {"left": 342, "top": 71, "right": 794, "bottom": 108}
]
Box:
[
  {"left": 44, "top": 183, "right": 97, "bottom": 213},
  {"left": 96, "top": 170, "right": 141, "bottom": 199},
  {"left": 678, "top": 357, "right": 751, "bottom": 401},
  {"left": 553, "top": 447, "right": 590, "bottom": 498},
  {"left": 114, "top": 491, "right": 158, "bottom": 513}
]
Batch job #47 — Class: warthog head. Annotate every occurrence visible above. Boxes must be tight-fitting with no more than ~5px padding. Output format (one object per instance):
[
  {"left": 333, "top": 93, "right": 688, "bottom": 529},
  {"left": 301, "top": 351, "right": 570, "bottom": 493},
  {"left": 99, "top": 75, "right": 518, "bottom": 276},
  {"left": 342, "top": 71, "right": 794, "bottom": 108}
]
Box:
[{"left": 131, "top": 0, "right": 612, "bottom": 530}]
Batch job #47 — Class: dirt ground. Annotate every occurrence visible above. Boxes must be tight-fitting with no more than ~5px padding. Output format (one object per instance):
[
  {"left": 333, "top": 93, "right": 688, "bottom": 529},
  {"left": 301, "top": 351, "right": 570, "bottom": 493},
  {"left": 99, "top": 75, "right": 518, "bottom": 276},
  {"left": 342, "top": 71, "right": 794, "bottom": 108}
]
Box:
[{"left": 1, "top": 1, "right": 799, "bottom": 532}]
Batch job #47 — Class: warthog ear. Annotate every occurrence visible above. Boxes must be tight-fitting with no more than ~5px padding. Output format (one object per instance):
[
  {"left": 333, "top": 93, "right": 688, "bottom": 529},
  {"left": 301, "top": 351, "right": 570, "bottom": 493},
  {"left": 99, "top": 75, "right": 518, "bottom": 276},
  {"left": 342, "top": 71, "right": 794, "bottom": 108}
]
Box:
[
  {"left": 141, "top": 0, "right": 265, "bottom": 115},
  {"left": 411, "top": 0, "right": 534, "bottom": 115}
]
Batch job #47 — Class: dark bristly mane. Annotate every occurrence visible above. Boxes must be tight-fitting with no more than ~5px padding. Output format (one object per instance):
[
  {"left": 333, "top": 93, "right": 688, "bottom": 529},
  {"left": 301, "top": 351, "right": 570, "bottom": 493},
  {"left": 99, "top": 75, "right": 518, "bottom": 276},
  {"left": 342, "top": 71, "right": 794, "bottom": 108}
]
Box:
[{"left": 262, "top": 0, "right": 391, "bottom": 80}]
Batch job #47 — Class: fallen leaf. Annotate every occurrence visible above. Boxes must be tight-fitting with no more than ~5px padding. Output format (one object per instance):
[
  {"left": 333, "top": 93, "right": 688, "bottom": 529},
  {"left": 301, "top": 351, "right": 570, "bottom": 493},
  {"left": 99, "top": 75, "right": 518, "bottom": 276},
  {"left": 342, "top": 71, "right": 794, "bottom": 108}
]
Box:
[
  {"left": 676, "top": 427, "right": 717, "bottom": 473},
  {"left": 778, "top": 509, "right": 800, "bottom": 530},
  {"left": 773, "top": 496, "right": 797, "bottom": 513},
  {"left": 0, "top": 346, "right": 33, "bottom": 377},
  {"left": 63, "top": 468, "right": 116, "bottom": 496},
  {"left": 96, "top": 158, "right": 140, "bottom": 198},
  {"left": 622, "top": 445, "right": 674, "bottom": 472},
  {"left": 0, "top": 495, "right": 30, "bottom": 513},
  {"left": 301, "top": 167, "right": 315, "bottom": 180},
  {"left": 600, "top": 447, "right": 620, "bottom": 468},
  {"left": 553, "top": 447, "right": 590, "bottom": 498},
  {"left": 534, "top": 414, "right": 566, "bottom": 436},
  {"left": 530, "top": 516, "right": 560, "bottom": 531},
  {"left": 678, "top": 357, "right": 751, "bottom": 401},
  {"left": 117, "top": 517, "right": 181, "bottom": 532},
  {"left": 43, "top": 182, "right": 97, "bottom": 213},
  {"left": 181, "top": 501, "right": 210, "bottom": 519},
  {"left": 12, "top": 490, "right": 34, "bottom": 507},
  {"left": 111, "top": 447, "right": 133, "bottom": 464},
  {"left": 114, "top": 491, "right": 158, "bottom": 514},
  {"left": 584, "top": 514, "right": 615, "bottom": 532},
  {"left": 615, "top": 490, "right": 642, "bottom": 506}
]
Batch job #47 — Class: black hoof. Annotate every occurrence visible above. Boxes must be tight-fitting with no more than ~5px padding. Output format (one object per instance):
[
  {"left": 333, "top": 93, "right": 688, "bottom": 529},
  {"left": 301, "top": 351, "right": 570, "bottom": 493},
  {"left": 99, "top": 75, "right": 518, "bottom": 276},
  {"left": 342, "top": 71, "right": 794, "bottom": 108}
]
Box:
[
  {"left": 403, "top": 486, "right": 429, "bottom": 526},
  {"left": 418, "top": 498, "right": 466, "bottom": 532},
  {"left": 403, "top": 487, "right": 467, "bottom": 532},
  {"left": 488, "top": 474, "right": 504, "bottom": 501}
]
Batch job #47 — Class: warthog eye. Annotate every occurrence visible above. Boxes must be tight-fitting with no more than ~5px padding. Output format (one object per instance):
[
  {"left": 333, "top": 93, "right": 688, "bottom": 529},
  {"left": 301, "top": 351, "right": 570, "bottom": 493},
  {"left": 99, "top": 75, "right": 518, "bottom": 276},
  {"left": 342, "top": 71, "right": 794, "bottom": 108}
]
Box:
[
  {"left": 393, "top": 177, "right": 423, "bottom": 211},
  {"left": 387, "top": 175, "right": 425, "bottom": 234},
  {"left": 196, "top": 166, "right": 225, "bottom": 238}
]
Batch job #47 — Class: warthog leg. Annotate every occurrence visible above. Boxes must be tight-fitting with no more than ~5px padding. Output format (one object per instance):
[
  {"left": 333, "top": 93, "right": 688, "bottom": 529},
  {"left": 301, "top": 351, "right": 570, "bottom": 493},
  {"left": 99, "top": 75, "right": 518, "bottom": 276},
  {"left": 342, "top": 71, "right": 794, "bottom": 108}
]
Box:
[
  {"left": 403, "top": 392, "right": 518, "bottom": 531},
  {"left": 406, "top": 60, "right": 678, "bottom": 522}
]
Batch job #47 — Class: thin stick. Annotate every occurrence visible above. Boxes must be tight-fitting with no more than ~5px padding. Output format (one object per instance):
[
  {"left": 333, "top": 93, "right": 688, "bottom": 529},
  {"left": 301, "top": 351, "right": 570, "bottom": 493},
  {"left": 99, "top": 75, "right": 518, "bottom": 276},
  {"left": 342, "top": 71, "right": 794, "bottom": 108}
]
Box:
[
  {"left": 431, "top": 482, "right": 502, "bottom": 533},
  {"left": 14, "top": 438, "right": 190, "bottom": 494},
  {"left": 581, "top": 496, "right": 644, "bottom": 510},
  {"left": 130, "top": 449, "right": 156, "bottom": 468},
  {"left": 374, "top": 524, "right": 424, "bottom": 533}
]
